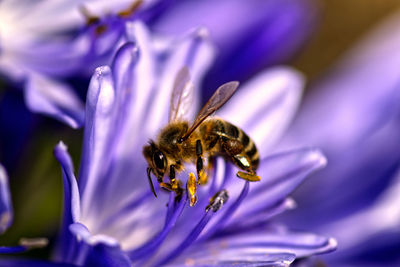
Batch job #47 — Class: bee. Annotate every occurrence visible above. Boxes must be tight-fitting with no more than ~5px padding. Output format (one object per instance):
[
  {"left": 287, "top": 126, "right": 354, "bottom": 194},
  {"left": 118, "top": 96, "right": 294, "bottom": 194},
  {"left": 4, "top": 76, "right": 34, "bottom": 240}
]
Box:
[{"left": 143, "top": 67, "right": 260, "bottom": 206}]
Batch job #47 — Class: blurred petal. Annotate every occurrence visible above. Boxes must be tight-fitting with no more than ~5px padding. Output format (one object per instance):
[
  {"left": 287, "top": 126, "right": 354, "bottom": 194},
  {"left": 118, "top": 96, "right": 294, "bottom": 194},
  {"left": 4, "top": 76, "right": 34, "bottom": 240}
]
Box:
[
  {"left": 280, "top": 10, "right": 400, "bottom": 227},
  {"left": 0, "top": 259, "right": 76, "bottom": 267},
  {"left": 24, "top": 74, "right": 85, "bottom": 128},
  {"left": 218, "top": 67, "right": 304, "bottom": 152},
  {"left": 0, "top": 164, "right": 12, "bottom": 234},
  {"left": 321, "top": 169, "right": 400, "bottom": 260},
  {"left": 152, "top": 0, "right": 316, "bottom": 90},
  {"left": 0, "top": 238, "right": 48, "bottom": 254}
]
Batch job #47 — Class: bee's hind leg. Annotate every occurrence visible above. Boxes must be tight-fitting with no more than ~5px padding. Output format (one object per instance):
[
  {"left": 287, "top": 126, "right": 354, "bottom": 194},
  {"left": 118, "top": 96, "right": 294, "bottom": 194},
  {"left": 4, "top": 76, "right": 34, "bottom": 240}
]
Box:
[
  {"left": 236, "top": 170, "right": 260, "bottom": 182},
  {"left": 233, "top": 154, "right": 261, "bottom": 182}
]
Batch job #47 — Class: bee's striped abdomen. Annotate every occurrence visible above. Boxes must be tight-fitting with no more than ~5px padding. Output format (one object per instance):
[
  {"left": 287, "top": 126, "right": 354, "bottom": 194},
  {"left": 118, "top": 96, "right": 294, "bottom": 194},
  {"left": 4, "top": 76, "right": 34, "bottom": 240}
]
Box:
[{"left": 202, "top": 119, "right": 259, "bottom": 171}]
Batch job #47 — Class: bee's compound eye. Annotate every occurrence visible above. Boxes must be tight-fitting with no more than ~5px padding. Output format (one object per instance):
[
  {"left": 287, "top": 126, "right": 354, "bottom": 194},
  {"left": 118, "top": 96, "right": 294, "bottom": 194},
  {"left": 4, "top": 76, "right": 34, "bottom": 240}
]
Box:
[{"left": 153, "top": 151, "right": 166, "bottom": 170}]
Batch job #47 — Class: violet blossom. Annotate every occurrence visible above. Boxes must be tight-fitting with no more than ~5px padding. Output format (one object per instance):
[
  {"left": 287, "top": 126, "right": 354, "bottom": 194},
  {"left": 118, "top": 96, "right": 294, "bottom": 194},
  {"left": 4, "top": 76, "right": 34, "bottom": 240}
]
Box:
[
  {"left": 0, "top": 0, "right": 316, "bottom": 129},
  {"left": 46, "top": 22, "right": 335, "bottom": 266},
  {"left": 0, "top": 0, "right": 159, "bottom": 128}
]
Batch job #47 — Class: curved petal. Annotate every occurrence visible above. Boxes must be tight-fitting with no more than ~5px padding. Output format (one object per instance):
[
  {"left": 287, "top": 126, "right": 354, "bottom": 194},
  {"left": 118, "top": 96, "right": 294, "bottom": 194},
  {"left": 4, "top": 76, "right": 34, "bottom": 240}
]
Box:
[
  {"left": 218, "top": 67, "right": 304, "bottom": 152},
  {"left": 66, "top": 222, "right": 130, "bottom": 267},
  {"left": 0, "top": 164, "right": 12, "bottom": 234},
  {"left": 24, "top": 74, "right": 85, "bottom": 128},
  {"left": 78, "top": 66, "right": 116, "bottom": 219},
  {"left": 145, "top": 26, "right": 215, "bottom": 135},
  {"left": 53, "top": 142, "right": 81, "bottom": 261},
  {"left": 54, "top": 142, "right": 81, "bottom": 224},
  {"left": 172, "top": 228, "right": 335, "bottom": 265},
  {"left": 167, "top": 253, "right": 295, "bottom": 267}
]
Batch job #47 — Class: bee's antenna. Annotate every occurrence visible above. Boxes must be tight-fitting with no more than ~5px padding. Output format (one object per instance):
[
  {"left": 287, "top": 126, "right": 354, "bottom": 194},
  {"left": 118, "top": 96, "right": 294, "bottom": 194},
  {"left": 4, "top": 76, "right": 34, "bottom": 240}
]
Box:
[{"left": 147, "top": 167, "right": 157, "bottom": 198}]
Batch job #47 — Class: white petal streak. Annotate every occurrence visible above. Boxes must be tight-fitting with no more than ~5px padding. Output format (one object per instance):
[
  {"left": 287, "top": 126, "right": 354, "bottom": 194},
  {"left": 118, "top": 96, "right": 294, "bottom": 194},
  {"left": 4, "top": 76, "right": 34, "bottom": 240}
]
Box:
[
  {"left": 218, "top": 67, "right": 304, "bottom": 152},
  {"left": 80, "top": 66, "right": 116, "bottom": 220}
]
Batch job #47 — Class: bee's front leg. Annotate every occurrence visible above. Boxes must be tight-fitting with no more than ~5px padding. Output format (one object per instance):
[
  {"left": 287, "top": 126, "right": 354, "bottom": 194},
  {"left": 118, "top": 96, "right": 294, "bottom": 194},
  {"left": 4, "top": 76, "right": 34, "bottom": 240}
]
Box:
[{"left": 169, "top": 165, "right": 183, "bottom": 194}]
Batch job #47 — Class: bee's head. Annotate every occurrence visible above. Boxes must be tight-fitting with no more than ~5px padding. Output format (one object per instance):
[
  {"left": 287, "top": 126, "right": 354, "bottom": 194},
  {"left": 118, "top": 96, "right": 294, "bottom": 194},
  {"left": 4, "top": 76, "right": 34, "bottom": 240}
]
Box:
[{"left": 143, "top": 141, "right": 167, "bottom": 180}]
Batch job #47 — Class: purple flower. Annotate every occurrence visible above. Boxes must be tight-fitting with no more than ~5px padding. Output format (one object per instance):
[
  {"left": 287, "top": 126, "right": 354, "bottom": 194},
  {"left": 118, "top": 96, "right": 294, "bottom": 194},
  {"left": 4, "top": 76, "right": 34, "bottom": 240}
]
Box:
[
  {"left": 277, "top": 11, "right": 400, "bottom": 266},
  {"left": 0, "top": 0, "right": 159, "bottom": 128},
  {"left": 51, "top": 22, "right": 335, "bottom": 266},
  {"left": 0, "top": 0, "right": 317, "bottom": 129}
]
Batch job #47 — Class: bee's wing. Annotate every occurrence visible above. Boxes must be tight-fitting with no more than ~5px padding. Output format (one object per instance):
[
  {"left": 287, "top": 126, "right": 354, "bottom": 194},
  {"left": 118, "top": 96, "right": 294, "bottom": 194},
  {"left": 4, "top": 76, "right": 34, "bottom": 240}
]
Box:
[
  {"left": 181, "top": 81, "right": 239, "bottom": 141},
  {"left": 169, "top": 66, "right": 195, "bottom": 122}
]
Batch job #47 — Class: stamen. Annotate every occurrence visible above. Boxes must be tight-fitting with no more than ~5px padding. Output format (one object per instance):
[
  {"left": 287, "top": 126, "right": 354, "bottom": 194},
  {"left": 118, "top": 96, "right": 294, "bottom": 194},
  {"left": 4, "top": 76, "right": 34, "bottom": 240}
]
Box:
[
  {"left": 206, "top": 190, "right": 229, "bottom": 212},
  {"left": 79, "top": 6, "right": 99, "bottom": 25},
  {"left": 19, "top": 238, "right": 48, "bottom": 249},
  {"left": 128, "top": 191, "right": 187, "bottom": 260},
  {"left": 117, "top": 0, "right": 143, "bottom": 18},
  {"left": 200, "top": 181, "right": 249, "bottom": 241},
  {"left": 187, "top": 173, "right": 198, "bottom": 207},
  {"left": 155, "top": 209, "right": 214, "bottom": 266}
]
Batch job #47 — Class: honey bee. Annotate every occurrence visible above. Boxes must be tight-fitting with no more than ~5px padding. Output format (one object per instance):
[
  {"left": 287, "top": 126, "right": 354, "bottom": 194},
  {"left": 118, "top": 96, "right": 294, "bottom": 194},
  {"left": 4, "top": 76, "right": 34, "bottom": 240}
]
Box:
[{"left": 143, "top": 67, "right": 260, "bottom": 206}]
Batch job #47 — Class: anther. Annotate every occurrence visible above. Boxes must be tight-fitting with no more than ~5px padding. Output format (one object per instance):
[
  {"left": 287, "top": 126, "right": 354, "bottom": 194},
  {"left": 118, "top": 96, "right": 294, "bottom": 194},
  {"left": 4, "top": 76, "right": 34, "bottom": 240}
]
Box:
[
  {"left": 187, "top": 173, "right": 198, "bottom": 207},
  {"left": 206, "top": 190, "right": 229, "bottom": 212}
]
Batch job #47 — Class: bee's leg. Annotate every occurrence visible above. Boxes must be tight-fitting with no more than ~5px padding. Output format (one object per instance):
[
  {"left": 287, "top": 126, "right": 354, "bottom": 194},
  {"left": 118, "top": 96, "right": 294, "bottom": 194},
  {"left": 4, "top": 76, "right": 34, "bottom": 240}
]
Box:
[
  {"left": 220, "top": 137, "right": 261, "bottom": 182},
  {"left": 159, "top": 182, "right": 174, "bottom": 191},
  {"left": 169, "top": 165, "right": 183, "bottom": 194},
  {"left": 233, "top": 154, "right": 260, "bottom": 181},
  {"left": 236, "top": 170, "right": 260, "bottom": 182},
  {"left": 187, "top": 172, "right": 198, "bottom": 206},
  {"left": 198, "top": 156, "right": 214, "bottom": 186},
  {"left": 195, "top": 140, "right": 207, "bottom": 185}
]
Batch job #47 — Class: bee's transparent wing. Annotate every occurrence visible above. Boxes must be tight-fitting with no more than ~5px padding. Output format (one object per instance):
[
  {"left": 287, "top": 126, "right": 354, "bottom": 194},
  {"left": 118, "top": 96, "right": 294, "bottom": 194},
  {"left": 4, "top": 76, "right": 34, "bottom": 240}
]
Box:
[
  {"left": 181, "top": 81, "right": 239, "bottom": 141},
  {"left": 169, "top": 66, "right": 195, "bottom": 123}
]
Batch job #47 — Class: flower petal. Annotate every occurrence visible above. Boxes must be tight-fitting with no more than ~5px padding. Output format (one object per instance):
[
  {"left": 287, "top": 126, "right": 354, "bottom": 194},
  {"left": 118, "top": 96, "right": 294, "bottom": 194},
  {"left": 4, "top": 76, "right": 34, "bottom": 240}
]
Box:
[
  {"left": 24, "top": 74, "right": 84, "bottom": 128},
  {"left": 0, "top": 259, "right": 76, "bottom": 267},
  {"left": 279, "top": 11, "right": 400, "bottom": 228},
  {"left": 83, "top": 242, "right": 131, "bottom": 267},
  {"left": 67, "top": 222, "right": 130, "bottom": 267},
  {"left": 232, "top": 148, "right": 326, "bottom": 220},
  {"left": 152, "top": 0, "right": 316, "bottom": 90},
  {"left": 53, "top": 142, "right": 81, "bottom": 261},
  {"left": 319, "top": 169, "right": 400, "bottom": 263},
  {"left": 0, "top": 164, "right": 12, "bottom": 234},
  {"left": 78, "top": 66, "right": 116, "bottom": 219},
  {"left": 172, "top": 228, "right": 335, "bottom": 266},
  {"left": 145, "top": 27, "right": 215, "bottom": 135},
  {"left": 167, "top": 253, "right": 295, "bottom": 267},
  {"left": 218, "top": 67, "right": 304, "bottom": 152}
]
